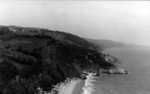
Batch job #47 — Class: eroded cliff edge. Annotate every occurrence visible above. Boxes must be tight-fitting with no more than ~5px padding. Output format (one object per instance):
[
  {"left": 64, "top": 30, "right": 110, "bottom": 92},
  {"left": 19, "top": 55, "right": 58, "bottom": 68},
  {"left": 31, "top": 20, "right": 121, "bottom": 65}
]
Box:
[{"left": 0, "top": 25, "right": 118, "bottom": 94}]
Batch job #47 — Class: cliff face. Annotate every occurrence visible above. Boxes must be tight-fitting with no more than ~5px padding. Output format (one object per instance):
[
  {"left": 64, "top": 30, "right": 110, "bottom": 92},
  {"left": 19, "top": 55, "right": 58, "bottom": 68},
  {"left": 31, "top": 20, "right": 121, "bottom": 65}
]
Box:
[{"left": 0, "top": 26, "right": 116, "bottom": 94}]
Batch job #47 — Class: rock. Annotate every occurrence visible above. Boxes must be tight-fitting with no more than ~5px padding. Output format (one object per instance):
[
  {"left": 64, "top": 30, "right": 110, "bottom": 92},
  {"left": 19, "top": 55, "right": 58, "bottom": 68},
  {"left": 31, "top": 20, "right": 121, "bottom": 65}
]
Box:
[{"left": 101, "top": 67, "right": 128, "bottom": 75}]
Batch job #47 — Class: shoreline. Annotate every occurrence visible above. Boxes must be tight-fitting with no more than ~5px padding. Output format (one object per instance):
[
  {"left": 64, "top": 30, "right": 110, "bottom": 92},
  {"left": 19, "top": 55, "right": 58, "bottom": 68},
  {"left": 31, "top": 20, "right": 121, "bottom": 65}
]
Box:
[
  {"left": 57, "top": 79, "right": 84, "bottom": 94},
  {"left": 72, "top": 79, "right": 85, "bottom": 94}
]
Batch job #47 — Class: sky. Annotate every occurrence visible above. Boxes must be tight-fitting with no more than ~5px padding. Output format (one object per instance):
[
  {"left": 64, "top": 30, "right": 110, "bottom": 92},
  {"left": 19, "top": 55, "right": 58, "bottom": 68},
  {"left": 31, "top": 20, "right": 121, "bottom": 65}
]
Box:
[{"left": 0, "top": 1, "right": 150, "bottom": 46}]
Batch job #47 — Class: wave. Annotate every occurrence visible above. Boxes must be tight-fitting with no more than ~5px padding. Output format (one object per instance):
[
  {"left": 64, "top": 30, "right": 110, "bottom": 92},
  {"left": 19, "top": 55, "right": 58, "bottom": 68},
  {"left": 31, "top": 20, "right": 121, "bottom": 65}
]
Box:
[{"left": 81, "top": 73, "right": 98, "bottom": 94}]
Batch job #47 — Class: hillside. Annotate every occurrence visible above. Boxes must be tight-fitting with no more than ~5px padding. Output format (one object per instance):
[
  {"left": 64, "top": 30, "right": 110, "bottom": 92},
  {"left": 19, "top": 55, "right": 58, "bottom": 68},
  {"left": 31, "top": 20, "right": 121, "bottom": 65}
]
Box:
[{"left": 0, "top": 25, "right": 117, "bottom": 94}]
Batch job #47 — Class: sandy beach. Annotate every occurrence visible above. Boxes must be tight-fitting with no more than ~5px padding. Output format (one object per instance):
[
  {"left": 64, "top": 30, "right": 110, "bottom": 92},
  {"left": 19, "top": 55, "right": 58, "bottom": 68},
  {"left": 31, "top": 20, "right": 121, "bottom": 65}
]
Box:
[{"left": 57, "top": 79, "right": 84, "bottom": 94}]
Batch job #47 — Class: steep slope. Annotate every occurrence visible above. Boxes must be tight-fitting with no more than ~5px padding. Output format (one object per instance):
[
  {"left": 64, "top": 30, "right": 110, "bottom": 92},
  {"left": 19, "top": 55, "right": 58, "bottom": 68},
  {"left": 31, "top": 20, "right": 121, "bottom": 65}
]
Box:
[{"left": 0, "top": 25, "right": 117, "bottom": 94}]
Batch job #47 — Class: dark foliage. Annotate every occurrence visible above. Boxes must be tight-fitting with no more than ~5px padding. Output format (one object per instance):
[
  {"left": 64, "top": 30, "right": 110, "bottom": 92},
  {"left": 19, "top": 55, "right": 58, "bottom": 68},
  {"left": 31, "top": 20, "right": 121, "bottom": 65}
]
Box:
[{"left": 0, "top": 25, "right": 116, "bottom": 94}]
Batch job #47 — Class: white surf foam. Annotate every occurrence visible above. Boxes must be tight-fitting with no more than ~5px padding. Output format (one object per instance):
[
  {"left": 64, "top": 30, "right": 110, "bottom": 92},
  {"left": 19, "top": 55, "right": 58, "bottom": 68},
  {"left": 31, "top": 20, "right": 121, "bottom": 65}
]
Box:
[{"left": 81, "top": 73, "right": 98, "bottom": 94}]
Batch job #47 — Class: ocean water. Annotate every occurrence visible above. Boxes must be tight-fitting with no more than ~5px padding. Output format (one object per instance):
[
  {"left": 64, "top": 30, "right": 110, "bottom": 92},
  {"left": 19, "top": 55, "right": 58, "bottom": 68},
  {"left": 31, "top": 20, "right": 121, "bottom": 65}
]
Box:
[
  {"left": 57, "top": 47, "right": 150, "bottom": 94},
  {"left": 93, "top": 47, "right": 150, "bottom": 94}
]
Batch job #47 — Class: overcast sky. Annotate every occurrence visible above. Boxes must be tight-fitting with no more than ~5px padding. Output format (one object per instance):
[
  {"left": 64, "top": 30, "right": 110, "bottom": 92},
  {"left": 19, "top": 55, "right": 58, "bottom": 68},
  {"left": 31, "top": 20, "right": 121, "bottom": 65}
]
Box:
[{"left": 0, "top": 1, "right": 150, "bottom": 46}]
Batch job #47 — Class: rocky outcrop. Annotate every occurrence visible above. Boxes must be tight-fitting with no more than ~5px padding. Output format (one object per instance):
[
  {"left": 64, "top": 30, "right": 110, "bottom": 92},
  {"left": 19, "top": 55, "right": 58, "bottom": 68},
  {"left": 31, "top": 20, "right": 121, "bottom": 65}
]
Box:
[{"left": 0, "top": 25, "right": 117, "bottom": 94}]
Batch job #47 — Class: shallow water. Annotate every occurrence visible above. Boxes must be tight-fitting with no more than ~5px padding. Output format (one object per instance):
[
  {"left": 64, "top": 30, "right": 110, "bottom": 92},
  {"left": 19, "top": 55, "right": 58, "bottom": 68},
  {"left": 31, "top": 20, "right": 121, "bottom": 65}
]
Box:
[
  {"left": 81, "top": 73, "right": 98, "bottom": 94},
  {"left": 94, "top": 47, "right": 150, "bottom": 94}
]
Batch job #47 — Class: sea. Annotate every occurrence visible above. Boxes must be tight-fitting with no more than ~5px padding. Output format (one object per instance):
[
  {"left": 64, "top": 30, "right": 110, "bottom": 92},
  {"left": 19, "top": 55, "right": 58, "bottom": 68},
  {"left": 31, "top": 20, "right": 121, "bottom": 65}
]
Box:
[
  {"left": 57, "top": 47, "right": 150, "bottom": 94},
  {"left": 80, "top": 47, "right": 150, "bottom": 94}
]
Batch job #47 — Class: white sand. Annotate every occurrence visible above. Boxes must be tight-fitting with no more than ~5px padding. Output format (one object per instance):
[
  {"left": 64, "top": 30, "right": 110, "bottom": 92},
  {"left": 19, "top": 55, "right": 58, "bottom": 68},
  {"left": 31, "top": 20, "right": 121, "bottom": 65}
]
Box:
[
  {"left": 57, "top": 78, "right": 81, "bottom": 94},
  {"left": 36, "top": 74, "right": 99, "bottom": 94}
]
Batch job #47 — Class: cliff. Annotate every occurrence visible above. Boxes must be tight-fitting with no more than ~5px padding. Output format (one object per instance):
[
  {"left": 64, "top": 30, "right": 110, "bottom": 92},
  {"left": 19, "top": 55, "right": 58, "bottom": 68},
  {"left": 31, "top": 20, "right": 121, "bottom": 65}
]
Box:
[{"left": 0, "top": 25, "right": 116, "bottom": 94}]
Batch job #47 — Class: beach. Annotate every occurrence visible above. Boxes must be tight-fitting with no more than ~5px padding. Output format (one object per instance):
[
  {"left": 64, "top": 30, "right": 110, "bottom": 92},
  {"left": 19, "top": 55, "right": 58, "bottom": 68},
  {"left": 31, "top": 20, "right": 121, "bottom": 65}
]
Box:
[
  {"left": 56, "top": 79, "right": 84, "bottom": 94},
  {"left": 72, "top": 80, "right": 84, "bottom": 94}
]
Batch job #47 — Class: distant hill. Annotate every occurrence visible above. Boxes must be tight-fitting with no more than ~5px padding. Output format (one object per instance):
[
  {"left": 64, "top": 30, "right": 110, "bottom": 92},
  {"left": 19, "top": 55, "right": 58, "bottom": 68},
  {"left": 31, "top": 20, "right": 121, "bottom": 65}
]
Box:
[
  {"left": 87, "top": 39, "right": 126, "bottom": 49},
  {"left": 87, "top": 39, "right": 150, "bottom": 50}
]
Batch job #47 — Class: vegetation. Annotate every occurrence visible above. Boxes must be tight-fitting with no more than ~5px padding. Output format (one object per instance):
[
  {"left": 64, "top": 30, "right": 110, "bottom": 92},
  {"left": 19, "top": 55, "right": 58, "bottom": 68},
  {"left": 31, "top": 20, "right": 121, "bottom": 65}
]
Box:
[{"left": 0, "top": 25, "right": 116, "bottom": 94}]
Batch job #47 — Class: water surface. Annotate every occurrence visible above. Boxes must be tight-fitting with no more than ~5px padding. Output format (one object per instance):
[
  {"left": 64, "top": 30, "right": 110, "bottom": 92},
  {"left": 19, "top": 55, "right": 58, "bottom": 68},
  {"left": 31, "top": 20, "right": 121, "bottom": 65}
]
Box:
[{"left": 94, "top": 47, "right": 150, "bottom": 94}]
